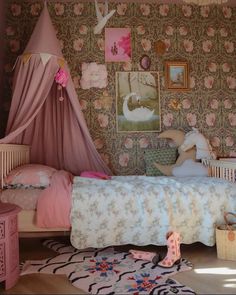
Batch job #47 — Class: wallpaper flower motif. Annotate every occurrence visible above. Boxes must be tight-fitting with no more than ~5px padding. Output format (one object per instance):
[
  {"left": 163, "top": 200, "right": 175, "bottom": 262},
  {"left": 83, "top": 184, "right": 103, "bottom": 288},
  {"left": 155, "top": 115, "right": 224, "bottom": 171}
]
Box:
[
  {"left": 222, "top": 7, "right": 232, "bottom": 18},
  {"left": 11, "top": 4, "right": 21, "bottom": 16},
  {"left": 208, "top": 62, "right": 217, "bottom": 72},
  {"left": 182, "top": 5, "right": 192, "bottom": 18},
  {"left": 2, "top": 1, "right": 236, "bottom": 175},
  {"left": 54, "top": 3, "right": 64, "bottom": 16},
  {"left": 227, "top": 77, "right": 236, "bottom": 89},
  {"left": 159, "top": 5, "right": 169, "bottom": 16},
  {"left": 202, "top": 40, "right": 213, "bottom": 53},
  {"left": 117, "top": 4, "right": 127, "bottom": 16},
  {"left": 74, "top": 3, "right": 84, "bottom": 15},
  {"left": 179, "top": 26, "right": 188, "bottom": 36},
  {"left": 183, "top": 40, "right": 193, "bottom": 52},
  {"left": 140, "top": 4, "right": 150, "bottom": 16},
  {"left": 124, "top": 138, "right": 133, "bottom": 149},
  {"left": 79, "top": 25, "right": 88, "bottom": 35},
  {"left": 119, "top": 153, "right": 130, "bottom": 167},
  {"left": 94, "top": 138, "right": 104, "bottom": 150},
  {"left": 222, "top": 63, "right": 230, "bottom": 72},
  {"left": 212, "top": 137, "right": 220, "bottom": 147},
  {"left": 224, "top": 99, "right": 233, "bottom": 109},
  {"left": 73, "top": 39, "right": 84, "bottom": 51},
  {"left": 6, "top": 26, "right": 15, "bottom": 36},
  {"left": 139, "top": 137, "right": 149, "bottom": 148},
  {"left": 220, "top": 27, "right": 228, "bottom": 37},
  {"left": 30, "top": 3, "right": 41, "bottom": 16}
]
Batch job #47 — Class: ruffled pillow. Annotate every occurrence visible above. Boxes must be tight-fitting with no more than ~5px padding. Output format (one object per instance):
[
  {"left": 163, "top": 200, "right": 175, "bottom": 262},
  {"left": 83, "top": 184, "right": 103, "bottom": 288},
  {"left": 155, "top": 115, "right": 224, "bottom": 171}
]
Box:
[{"left": 4, "top": 164, "right": 56, "bottom": 188}]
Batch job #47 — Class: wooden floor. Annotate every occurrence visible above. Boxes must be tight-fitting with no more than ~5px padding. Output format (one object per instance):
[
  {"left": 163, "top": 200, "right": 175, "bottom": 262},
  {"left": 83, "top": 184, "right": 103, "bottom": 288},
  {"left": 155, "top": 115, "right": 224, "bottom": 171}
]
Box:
[{"left": 1, "top": 237, "right": 236, "bottom": 294}]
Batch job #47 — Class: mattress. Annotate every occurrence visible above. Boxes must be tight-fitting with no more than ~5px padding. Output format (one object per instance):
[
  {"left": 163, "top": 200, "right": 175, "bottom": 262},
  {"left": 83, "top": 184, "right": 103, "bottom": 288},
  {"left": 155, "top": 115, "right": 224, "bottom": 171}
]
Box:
[
  {"left": 0, "top": 188, "right": 70, "bottom": 233},
  {"left": 18, "top": 210, "right": 69, "bottom": 233}
]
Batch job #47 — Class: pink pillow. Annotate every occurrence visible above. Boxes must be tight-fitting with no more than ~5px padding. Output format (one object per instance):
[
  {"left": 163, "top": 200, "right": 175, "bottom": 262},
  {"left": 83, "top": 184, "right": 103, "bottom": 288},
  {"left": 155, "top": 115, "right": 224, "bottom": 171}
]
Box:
[{"left": 4, "top": 164, "right": 57, "bottom": 188}]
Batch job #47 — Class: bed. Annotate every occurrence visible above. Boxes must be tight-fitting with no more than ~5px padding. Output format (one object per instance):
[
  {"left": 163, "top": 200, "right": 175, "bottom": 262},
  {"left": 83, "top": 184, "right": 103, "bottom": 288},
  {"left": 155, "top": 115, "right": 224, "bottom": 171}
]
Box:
[
  {"left": 0, "top": 144, "right": 236, "bottom": 246},
  {"left": 0, "top": 144, "right": 70, "bottom": 236}
]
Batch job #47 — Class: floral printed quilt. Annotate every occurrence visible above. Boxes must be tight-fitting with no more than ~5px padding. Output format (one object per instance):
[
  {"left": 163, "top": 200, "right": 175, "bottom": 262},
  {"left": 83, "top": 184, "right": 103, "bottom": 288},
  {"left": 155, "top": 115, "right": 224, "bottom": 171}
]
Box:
[{"left": 70, "top": 176, "right": 236, "bottom": 249}]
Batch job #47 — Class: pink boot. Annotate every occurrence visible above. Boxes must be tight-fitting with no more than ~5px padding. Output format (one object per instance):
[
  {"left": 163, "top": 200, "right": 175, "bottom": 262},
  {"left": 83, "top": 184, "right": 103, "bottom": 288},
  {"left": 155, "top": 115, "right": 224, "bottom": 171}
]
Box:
[
  {"left": 129, "top": 250, "right": 160, "bottom": 264},
  {"left": 158, "top": 231, "right": 181, "bottom": 268}
]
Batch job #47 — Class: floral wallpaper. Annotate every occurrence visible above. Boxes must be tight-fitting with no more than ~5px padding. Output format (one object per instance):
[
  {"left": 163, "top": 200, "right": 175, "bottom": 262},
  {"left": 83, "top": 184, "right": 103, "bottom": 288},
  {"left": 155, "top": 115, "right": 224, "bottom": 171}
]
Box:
[{"left": 2, "top": 1, "right": 236, "bottom": 175}]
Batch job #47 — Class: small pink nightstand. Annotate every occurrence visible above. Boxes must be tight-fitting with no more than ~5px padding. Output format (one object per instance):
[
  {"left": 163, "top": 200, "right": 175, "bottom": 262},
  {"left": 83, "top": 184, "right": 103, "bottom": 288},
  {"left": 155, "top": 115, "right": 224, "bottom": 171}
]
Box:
[{"left": 0, "top": 202, "right": 21, "bottom": 290}]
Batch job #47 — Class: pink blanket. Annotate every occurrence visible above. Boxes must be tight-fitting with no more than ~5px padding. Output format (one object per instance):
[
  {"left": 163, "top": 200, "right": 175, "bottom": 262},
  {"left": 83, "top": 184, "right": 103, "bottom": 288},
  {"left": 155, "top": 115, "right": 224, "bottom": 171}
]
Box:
[{"left": 36, "top": 170, "right": 73, "bottom": 228}]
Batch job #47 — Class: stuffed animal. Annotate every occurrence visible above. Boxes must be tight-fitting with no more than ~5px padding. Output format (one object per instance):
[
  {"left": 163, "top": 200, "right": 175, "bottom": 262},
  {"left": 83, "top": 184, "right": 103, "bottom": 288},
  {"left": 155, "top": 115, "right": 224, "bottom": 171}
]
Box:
[
  {"left": 129, "top": 250, "right": 160, "bottom": 265},
  {"left": 154, "top": 129, "right": 196, "bottom": 176},
  {"left": 154, "top": 128, "right": 214, "bottom": 177}
]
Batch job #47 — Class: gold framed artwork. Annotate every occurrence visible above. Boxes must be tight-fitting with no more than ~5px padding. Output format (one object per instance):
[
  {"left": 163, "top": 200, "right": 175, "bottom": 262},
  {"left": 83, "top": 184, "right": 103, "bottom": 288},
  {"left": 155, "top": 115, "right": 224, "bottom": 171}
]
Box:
[
  {"left": 165, "top": 61, "right": 189, "bottom": 91},
  {"left": 116, "top": 71, "right": 161, "bottom": 133}
]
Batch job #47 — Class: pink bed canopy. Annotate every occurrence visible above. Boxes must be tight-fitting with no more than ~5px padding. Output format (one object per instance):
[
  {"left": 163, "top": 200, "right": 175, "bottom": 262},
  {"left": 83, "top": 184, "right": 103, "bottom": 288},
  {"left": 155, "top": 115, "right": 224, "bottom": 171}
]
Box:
[{"left": 0, "top": 4, "right": 111, "bottom": 176}]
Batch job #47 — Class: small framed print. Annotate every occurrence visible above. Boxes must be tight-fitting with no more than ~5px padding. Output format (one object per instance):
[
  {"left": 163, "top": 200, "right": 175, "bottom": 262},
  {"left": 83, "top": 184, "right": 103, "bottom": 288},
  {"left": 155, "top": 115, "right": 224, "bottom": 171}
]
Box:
[
  {"left": 165, "top": 61, "right": 189, "bottom": 91},
  {"left": 105, "top": 28, "right": 131, "bottom": 62},
  {"left": 139, "top": 55, "right": 151, "bottom": 70}
]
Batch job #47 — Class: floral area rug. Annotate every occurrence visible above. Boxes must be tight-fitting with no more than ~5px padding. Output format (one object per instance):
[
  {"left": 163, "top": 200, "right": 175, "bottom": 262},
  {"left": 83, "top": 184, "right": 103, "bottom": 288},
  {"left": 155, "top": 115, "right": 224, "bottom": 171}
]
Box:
[{"left": 21, "top": 239, "right": 196, "bottom": 294}]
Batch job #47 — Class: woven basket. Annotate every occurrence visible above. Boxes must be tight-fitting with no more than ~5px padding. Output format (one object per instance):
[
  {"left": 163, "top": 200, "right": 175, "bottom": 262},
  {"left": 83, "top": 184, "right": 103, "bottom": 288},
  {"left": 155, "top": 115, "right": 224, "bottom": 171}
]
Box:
[{"left": 216, "top": 212, "right": 236, "bottom": 261}]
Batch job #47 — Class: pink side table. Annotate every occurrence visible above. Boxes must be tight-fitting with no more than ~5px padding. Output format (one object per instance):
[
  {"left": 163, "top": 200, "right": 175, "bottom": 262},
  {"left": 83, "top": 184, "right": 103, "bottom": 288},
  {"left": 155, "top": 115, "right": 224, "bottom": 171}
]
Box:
[{"left": 0, "top": 202, "right": 21, "bottom": 290}]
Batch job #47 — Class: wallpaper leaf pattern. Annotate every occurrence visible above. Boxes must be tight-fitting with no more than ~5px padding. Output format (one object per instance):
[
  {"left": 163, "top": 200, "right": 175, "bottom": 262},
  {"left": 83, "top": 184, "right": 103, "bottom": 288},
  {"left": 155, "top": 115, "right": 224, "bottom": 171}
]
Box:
[{"left": 2, "top": 1, "right": 236, "bottom": 175}]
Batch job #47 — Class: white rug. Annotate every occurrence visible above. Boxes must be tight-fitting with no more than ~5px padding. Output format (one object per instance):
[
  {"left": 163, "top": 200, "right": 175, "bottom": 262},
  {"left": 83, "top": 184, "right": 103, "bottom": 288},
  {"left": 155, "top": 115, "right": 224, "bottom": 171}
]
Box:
[{"left": 21, "top": 239, "right": 196, "bottom": 294}]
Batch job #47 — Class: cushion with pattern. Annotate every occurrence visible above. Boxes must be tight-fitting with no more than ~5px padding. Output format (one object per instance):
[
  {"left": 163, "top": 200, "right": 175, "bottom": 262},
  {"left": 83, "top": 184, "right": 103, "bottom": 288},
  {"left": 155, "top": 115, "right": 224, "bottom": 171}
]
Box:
[{"left": 144, "top": 147, "right": 178, "bottom": 176}]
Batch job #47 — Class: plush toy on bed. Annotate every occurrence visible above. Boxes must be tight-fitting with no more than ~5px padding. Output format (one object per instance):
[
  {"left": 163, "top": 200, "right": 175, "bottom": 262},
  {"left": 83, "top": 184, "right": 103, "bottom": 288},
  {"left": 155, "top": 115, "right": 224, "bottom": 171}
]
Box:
[{"left": 154, "top": 128, "right": 215, "bottom": 177}]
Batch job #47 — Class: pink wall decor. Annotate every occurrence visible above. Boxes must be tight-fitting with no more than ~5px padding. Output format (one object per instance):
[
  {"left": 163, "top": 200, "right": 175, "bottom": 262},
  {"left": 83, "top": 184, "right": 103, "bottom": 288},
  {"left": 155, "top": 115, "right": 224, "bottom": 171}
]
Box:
[
  {"left": 105, "top": 28, "right": 131, "bottom": 62},
  {"left": 55, "top": 68, "right": 69, "bottom": 87},
  {"left": 80, "top": 62, "right": 108, "bottom": 89}
]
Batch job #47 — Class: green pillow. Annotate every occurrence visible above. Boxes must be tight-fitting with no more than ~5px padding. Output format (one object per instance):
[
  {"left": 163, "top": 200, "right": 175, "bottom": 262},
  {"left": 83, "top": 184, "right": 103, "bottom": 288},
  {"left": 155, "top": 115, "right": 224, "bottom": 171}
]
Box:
[{"left": 144, "top": 147, "right": 178, "bottom": 176}]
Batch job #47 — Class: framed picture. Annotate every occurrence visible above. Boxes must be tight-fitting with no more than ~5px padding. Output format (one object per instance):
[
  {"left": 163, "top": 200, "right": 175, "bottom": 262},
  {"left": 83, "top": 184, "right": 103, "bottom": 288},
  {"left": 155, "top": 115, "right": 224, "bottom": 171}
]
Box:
[
  {"left": 105, "top": 28, "right": 131, "bottom": 62},
  {"left": 116, "top": 71, "right": 161, "bottom": 132},
  {"left": 165, "top": 61, "right": 189, "bottom": 91},
  {"left": 139, "top": 55, "right": 151, "bottom": 70}
]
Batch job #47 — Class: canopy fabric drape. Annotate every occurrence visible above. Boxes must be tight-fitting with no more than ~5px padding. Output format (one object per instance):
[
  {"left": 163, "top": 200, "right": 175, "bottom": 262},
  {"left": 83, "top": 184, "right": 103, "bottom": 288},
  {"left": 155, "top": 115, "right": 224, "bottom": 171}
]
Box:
[{"left": 0, "top": 4, "right": 111, "bottom": 176}]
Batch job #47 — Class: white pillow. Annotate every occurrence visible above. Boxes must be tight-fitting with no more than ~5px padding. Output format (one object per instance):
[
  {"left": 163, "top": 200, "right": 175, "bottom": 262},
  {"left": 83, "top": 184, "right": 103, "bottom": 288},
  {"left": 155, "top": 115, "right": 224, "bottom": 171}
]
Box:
[{"left": 172, "top": 159, "right": 208, "bottom": 177}]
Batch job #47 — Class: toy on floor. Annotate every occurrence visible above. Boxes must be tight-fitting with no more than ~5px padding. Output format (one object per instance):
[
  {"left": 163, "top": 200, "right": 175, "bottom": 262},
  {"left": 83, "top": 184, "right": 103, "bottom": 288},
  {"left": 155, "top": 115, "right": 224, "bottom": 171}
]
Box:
[
  {"left": 129, "top": 249, "right": 161, "bottom": 265},
  {"left": 157, "top": 231, "right": 181, "bottom": 268}
]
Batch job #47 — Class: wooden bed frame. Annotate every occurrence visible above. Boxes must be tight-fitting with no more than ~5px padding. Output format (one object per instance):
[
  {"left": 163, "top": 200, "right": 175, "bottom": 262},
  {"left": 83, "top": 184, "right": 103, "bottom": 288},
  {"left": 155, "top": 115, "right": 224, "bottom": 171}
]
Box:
[
  {"left": 0, "top": 144, "right": 236, "bottom": 236},
  {"left": 202, "top": 158, "right": 236, "bottom": 183},
  {"left": 0, "top": 144, "right": 69, "bottom": 237},
  {"left": 0, "top": 144, "right": 30, "bottom": 189}
]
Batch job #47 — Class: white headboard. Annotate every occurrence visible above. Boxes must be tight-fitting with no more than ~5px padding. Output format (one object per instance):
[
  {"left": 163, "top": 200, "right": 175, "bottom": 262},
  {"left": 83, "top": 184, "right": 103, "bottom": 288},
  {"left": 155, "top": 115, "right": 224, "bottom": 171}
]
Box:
[
  {"left": 202, "top": 159, "right": 236, "bottom": 183},
  {"left": 0, "top": 144, "right": 30, "bottom": 189}
]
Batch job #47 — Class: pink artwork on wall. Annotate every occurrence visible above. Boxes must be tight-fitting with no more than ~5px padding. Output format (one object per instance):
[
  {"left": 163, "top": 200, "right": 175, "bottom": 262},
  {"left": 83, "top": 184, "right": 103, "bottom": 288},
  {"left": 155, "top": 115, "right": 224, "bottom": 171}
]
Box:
[{"left": 105, "top": 28, "right": 131, "bottom": 62}]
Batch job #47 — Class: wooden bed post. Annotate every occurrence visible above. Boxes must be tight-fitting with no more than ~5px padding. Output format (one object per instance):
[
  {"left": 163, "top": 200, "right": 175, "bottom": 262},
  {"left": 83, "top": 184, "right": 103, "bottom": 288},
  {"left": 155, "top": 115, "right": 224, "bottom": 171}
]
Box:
[
  {"left": 202, "top": 159, "right": 236, "bottom": 183},
  {"left": 0, "top": 144, "right": 30, "bottom": 189}
]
